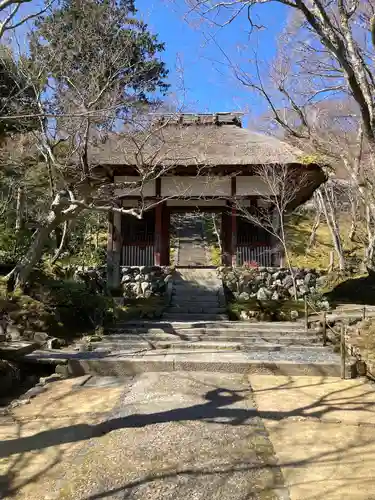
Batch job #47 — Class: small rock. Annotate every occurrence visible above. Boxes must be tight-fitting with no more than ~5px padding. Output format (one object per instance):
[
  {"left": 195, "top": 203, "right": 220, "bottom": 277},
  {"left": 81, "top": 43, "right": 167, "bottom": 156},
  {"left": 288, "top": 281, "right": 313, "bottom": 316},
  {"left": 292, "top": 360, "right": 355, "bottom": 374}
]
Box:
[
  {"left": 290, "top": 310, "right": 299, "bottom": 321},
  {"left": 78, "top": 342, "right": 93, "bottom": 352},
  {"left": 38, "top": 374, "right": 64, "bottom": 386},
  {"left": 316, "top": 276, "right": 327, "bottom": 288},
  {"left": 238, "top": 292, "right": 250, "bottom": 301},
  {"left": 10, "top": 398, "right": 30, "bottom": 408},
  {"left": 272, "top": 271, "right": 282, "bottom": 280},
  {"left": 304, "top": 273, "right": 314, "bottom": 286},
  {"left": 55, "top": 364, "right": 69, "bottom": 377},
  {"left": 282, "top": 275, "right": 294, "bottom": 288},
  {"left": 271, "top": 291, "right": 280, "bottom": 301},
  {"left": 240, "top": 311, "right": 249, "bottom": 320},
  {"left": 47, "top": 337, "right": 61, "bottom": 349},
  {"left": 34, "top": 332, "right": 49, "bottom": 345},
  {"left": 257, "top": 287, "right": 269, "bottom": 301},
  {"left": 7, "top": 325, "right": 21, "bottom": 341}
]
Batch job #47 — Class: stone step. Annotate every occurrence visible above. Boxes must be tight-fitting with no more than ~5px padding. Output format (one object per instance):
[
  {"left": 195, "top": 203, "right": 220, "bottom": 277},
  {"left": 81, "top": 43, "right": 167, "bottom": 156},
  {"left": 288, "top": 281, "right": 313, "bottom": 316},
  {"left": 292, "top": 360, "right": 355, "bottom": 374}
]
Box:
[
  {"left": 171, "top": 296, "right": 220, "bottom": 303},
  {"left": 0, "top": 341, "right": 38, "bottom": 359},
  {"left": 101, "top": 333, "right": 322, "bottom": 345},
  {"left": 105, "top": 327, "right": 317, "bottom": 337},
  {"left": 167, "top": 306, "right": 226, "bottom": 314},
  {"left": 59, "top": 350, "right": 355, "bottom": 378},
  {"left": 93, "top": 340, "right": 326, "bottom": 352},
  {"left": 111, "top": 320, "right": 308, "bottom": 331},
  {"left": 171, "top": 291, "right": 220, "bottom": 298},
  {"left": 309, "top": 310, "right": 375, "bottom": 323},
  {"left": 162, "top": 313, "right": 228, "bottom": 321}
]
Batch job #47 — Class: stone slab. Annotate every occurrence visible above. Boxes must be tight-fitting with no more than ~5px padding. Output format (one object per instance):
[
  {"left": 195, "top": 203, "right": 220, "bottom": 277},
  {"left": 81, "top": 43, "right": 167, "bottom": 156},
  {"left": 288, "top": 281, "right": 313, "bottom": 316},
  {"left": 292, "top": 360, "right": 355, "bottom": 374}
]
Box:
[
  {"left": 162, "top": 313, "right": 228, "bottom": 321},
  {"left": 112, "top": 320, "right": 308, "bottom": 331},
  {"left": 0, "top": 341, "right": 38, "bottom": 359},
  {"left": 249, "top": 375, "right": 375, "bottom": 499},
  {"left": 63, "top": 351, "right": 348, "bottom": 377}
]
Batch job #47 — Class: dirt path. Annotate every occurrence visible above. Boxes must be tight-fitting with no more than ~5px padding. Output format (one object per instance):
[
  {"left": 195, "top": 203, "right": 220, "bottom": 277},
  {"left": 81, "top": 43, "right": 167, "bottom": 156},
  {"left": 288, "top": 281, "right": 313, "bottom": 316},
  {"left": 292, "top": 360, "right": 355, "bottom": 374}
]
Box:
[{"left": 2, "top": 373, "right": 375, "bottom": 499}]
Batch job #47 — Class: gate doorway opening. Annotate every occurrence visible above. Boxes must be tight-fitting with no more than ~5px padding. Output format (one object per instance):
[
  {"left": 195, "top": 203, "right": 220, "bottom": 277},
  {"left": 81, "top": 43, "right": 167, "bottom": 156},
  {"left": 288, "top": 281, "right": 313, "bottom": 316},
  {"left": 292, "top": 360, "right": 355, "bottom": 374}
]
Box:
[
  {"left": 117, "top": 202, "right": 279, "bottom": 268},
  {"left": 170, "top": 211, "right": 222, "bottom": 268}
]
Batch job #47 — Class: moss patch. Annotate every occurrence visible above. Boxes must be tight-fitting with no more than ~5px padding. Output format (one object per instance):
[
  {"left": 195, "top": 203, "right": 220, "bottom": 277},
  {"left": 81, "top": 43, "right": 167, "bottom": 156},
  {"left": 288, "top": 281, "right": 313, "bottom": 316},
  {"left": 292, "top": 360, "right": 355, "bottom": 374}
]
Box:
[
  {"left": 286, "top": 212, "right": 364, "bottom": 270},
  {"left": 227, "top": 298, "right": 306, "bottom": 322}
]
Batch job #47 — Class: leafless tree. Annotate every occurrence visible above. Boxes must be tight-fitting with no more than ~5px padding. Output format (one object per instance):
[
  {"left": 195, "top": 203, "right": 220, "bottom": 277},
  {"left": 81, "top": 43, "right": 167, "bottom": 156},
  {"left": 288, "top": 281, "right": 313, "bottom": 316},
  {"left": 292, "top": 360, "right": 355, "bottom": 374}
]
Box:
[
  {"left": 0, "top": 0, "right": 54, "bottom": 38},
  {"left": 186, "top": 1, "right": 375, "bottom": 269},
  {"left": 233, "top": 164, "right": 311, "bottom": 298}
]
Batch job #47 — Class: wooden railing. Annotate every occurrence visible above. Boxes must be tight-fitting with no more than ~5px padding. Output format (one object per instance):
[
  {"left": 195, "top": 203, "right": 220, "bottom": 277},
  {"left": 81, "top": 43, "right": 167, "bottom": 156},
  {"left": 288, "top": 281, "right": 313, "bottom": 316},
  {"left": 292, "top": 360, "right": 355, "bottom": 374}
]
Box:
[{"left": 303, "top": 296, "right": 359, "bottom": 379}]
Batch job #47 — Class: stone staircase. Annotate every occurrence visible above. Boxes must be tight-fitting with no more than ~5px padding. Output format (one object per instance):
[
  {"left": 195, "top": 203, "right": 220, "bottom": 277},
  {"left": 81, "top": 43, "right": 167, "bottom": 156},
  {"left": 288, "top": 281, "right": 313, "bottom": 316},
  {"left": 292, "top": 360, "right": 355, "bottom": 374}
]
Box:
[
  {"left": 24, "top": 318, "right": 356, "bottom": 378},
  {"left": 162, "top": 269, "right": 227, "bottom": 321},
  {"left": 21, "top": 270, "right": 357, "bottom": 378}
]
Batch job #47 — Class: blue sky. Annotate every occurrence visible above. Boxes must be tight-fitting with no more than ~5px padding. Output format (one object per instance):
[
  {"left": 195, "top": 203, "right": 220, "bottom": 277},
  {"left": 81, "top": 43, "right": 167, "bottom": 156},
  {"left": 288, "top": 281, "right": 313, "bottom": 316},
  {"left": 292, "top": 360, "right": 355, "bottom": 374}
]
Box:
[
  {"left": 3, "top": 0, "right": 290, "bottom": 124},
  {"left": 136, "top": 0, "right": 289, "bottom": 123}
]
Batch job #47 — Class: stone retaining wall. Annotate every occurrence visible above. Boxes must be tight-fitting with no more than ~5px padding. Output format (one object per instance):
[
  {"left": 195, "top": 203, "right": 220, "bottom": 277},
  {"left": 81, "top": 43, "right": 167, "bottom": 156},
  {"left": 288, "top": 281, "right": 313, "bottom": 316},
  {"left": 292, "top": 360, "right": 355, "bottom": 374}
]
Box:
[
  {"left": 61, "top": 265, "right": 173, "bottom": 298},
  {"left": 120, "top": 266, "right": 173, "bottom": 298},
  {"left": 218, "top": 266, "right": 328, "bottom": 303}
]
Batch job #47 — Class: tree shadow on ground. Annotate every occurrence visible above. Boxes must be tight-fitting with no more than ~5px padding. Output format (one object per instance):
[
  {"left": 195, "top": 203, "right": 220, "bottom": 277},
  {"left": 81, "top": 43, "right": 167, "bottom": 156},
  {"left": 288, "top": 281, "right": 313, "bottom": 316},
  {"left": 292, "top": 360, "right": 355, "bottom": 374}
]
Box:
[
  {"left": 2, "top": 380, "right": 375, "bottom": 458},
  {"left": 2, "top": 375, "right": 375, "bottom": 499}
]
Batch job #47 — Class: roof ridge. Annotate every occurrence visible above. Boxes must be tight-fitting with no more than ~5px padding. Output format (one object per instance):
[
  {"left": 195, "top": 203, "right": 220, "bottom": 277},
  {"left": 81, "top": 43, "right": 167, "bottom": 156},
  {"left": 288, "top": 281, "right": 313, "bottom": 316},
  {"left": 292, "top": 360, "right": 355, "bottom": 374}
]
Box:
[{"left": 150, "top": 112, "right": 244, "bottom": 128}]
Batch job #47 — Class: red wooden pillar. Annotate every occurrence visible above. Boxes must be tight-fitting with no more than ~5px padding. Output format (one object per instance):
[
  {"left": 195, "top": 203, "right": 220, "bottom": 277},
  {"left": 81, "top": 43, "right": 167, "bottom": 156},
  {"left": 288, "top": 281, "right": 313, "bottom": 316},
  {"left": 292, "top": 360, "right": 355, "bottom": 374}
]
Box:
[
  {"left": 221, "top": 209, "right": 230, "bottom": 266},
  {"left": 155, "top": 203, "right": 163, "bottom": 266},
  {"left": 161, "top": 204, "right": 170, "bottom": 265},
  {"left": 231, "top": 205, "right": 237, "bottom": 267},
  {"left": 231, "top": 176, "right": 237, "bottom": 267}
]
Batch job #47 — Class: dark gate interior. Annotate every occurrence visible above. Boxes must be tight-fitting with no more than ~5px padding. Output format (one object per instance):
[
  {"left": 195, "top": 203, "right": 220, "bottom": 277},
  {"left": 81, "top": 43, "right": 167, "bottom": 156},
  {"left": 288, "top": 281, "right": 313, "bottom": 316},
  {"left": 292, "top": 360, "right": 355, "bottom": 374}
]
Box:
[{"left": 121, "top": 210, "right": 155, "bottom": 266}]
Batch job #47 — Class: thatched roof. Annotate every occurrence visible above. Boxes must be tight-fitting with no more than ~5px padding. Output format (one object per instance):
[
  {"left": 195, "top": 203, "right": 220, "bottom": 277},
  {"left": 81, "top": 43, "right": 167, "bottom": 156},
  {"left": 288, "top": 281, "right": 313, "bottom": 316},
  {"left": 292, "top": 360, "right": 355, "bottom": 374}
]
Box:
[
  {"left": 88, "top": 113, "right": 319, "bottom": 168},
  {"left": 85, "top": 113, "right": 327, "bottom": 208}
]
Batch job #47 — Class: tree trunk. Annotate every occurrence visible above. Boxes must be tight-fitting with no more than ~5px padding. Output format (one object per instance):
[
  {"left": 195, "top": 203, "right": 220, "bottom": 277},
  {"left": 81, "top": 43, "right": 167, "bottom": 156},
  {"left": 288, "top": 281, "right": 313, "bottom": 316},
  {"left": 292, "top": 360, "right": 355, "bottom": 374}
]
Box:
[
  {"left": 15, "top": 186, "right": 25, "bottom": 232},
  {"left": 51, "top": 221, "right": 69, "bottom": 264},
  {"left": 349, "top": 196, "right": 358, "bottom": 242},
  {"left": 317, "top": 188, "right": 345, "bottom": 271},
  {"left": 211, "top": 213, "right": 222, "bottom": 252},
  {"left": 363, "top": 205, "right": 375, "bottom": 270},
  {"left": 8, "top": 216, "right": 61, "bottom": 288},
  {"left": 307, "top": 196, "right": 321, "bottom": 250}
]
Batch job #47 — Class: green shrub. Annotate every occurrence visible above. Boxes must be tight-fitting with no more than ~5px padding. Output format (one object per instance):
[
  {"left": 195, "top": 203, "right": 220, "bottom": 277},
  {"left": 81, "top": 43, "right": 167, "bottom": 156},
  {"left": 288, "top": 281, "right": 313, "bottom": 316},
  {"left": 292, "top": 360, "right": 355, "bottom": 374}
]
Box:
[
  {"left": 0, "top": 226, "right": 35, "bottom": 266},
  {"left": 210, "top": 246, "right": 221, "bottom": 266},
  {"left": 227, "top": 298, "right": 306, "bottom": 322},
  {"left": 0, "top": 270, "right": 115, "bottom": 340}
]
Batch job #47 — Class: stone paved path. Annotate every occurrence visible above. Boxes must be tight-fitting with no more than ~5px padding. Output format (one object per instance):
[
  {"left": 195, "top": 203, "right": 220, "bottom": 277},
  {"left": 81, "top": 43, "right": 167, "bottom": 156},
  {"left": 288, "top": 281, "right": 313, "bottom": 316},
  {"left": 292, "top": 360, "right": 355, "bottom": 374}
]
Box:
[
  {"left": 250, "top": 375, "right": 375, "bottom": 500},
  {"left": 0, "top": 373, "right": 285, "bottom": 500},
  {"left": 2, "top": 374, "right": 375, "bottom": 499},
  {"left": 175, "top": 215, "right": 209, "bottom": 267}
]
